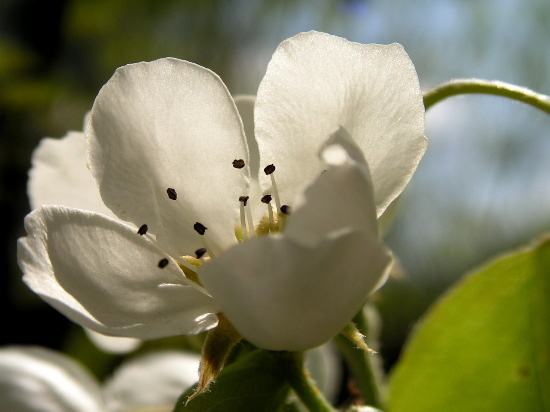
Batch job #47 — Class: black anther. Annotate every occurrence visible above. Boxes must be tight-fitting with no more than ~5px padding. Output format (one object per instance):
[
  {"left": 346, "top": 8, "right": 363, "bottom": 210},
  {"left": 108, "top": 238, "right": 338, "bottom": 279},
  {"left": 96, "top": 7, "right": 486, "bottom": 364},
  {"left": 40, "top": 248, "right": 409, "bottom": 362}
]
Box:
[
  {"left": 264, "top": 164, "right": 276, "bottom": 175},
  {"left": 137, "top": 224, "right": 148, "bottom": 235},
  {"left": 261, "top": 195, "right": 272, "bottom": 204},
  {"left": 239, "top": 195, "right": 249, "bottom": 206},
  {"left": 194, "top": 222, "right": 207, "bottom": 235},
  {"left": 167, "top": 188, "right": 177, "bottom": 200},
  {"left": 280, "top": 205, "right": 292, "bottom": 215},
  {"left": 158, "top": 258, "right": 169, "bottom": 269},
  {"left": 195, "top": 248, "right": 207, "bottom": 259},
  {"left": 232, "top": 159, "right": 245, "bottom": 169}
]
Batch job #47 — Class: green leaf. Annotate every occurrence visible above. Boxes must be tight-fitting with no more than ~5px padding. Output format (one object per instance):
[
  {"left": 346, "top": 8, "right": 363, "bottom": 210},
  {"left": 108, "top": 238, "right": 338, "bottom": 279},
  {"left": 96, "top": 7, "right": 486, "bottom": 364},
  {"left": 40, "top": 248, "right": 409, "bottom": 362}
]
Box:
[
  {"left": 174, "top": 349, "right": 290, "bottom": 412},
  {"left": 387, "top": 235, "right": 550, "bottom": 412}
]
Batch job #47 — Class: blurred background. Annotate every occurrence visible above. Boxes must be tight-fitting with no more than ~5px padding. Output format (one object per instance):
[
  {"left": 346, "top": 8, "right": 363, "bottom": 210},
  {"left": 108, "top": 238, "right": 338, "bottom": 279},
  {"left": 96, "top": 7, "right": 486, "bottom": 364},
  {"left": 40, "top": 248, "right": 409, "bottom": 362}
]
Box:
[{"left": 1, "top": 0, "right": 550, "bottom": 387}]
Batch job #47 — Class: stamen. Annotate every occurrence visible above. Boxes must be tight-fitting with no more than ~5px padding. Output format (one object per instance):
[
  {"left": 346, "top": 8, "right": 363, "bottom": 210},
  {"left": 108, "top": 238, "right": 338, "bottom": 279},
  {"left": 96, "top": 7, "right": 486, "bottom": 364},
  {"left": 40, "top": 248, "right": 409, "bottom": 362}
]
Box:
[
  {"left": 194, "top": 222, "right": 207, "bottom": 235},
  {"left": 158, "top": 258, "right": 169, "bottom": 269},
  {"left": 239, "top": 197, "right": 249, "bottom": 240},
  {"left": 193, "top": 222, "right": 218, "bottom": 258},
  {"left": 195, "top": 248, "right": 207, "bottom": 259},
  {"left": 279, "top": 205, "right": 291, "bottom": 232},
  {"left": 137, "top": 224, "right": 148, "bottom": 235},
  {"left": 264, "top": 164, "right": 276, "bottom": 175},
  {"left": 167, "top": 188, "right": 178, "bottom": 200},
  {"left": 270, "top": 174, "right": 282, "bottom": 213},
  {"left": 232, "top": 159, "right": 245, "bottom": 169},
  {"left": 239, "top": 195, "right": 249, "bottom": 206},
  {"left": 239, "top": 195, "right": 255, "bottom": 237},
  {"left": 264, "top": 164, "right": 282, "bottom": 214},
  {"left": 261, "top": 195, "right": 275, "bottom": 232},
  {"left": 200, "top": 238, "right": 216, "bottom": 258}
]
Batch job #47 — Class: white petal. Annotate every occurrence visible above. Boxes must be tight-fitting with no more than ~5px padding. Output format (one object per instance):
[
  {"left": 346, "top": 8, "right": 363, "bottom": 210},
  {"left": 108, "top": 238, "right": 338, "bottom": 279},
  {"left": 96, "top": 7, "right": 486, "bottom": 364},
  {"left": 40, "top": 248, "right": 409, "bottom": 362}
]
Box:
[
  {"left": 18, "top": 205, "right": 218, "bottom": 340},
  {"left": 285, "top": 128, "right": 378, "bottom": 248},
  {"left": 28, "top": 132, "right": 116, "bottom": 219},
  {"left": 0, "top": 346, "right": 104, "bottom": 412},
  {"left": 84, "top": 329, "right": 141, "bottom": 354},
  {"left": 234, "top": 95, "right": 264, "bottom": 221},
  {"left": 87, "top": 58, "right": 249, "bottom": 257},
  {"left": 255, "top": 31, "right": 426, "bottom": 216},
  {"left": 29, "top": 132, "right": 144, "bottom": 351},
  {"left": 103, "top": 351, "right": 199, "bottom": 412},
  {"left": 199, "top": 230, "right": 392, "bottom": 351},
  {"left": 234, "top": 95, "right": 259, "bottom": 180}
]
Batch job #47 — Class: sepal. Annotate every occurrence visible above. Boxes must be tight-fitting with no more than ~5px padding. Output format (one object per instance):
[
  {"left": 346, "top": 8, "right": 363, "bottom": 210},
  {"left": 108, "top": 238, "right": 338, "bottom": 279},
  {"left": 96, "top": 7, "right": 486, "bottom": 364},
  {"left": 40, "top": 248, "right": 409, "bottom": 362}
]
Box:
[
  {"left": 186, "top": 313, "right": 242, "bottom": 404},
  {"left": 340, "top": 322, "right": 376, "bottom": 354}
]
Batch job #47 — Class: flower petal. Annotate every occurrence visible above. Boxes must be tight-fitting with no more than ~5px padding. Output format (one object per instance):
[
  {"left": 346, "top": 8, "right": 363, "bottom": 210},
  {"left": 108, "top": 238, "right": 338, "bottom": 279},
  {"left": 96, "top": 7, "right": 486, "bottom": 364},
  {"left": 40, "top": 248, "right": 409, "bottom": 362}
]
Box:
[
  {"left": 285, "top": 127, "right": 378, "bottom": 248},
  {"left": 234, "top": 95, "right": 264, "bottom": 221},
  {"left": 0, "top": 346, "right": 104, "bottom": 412},
  {"left": 255, "top": 31, "right": 426, "bottom": 216},
  {"left": 29, "top": 131, "right": 144, "bottom": 354},
  {"left": 84, "top": 329, "right": 142, "bottom": 354},
  {"left": 199, "top": 230, "right": 392, "bottom": 351},
  {"left": 103, "top": 351, "right": 199, "bottom": 411},
  {"left": 18, "top": 205, "right": 218, "bottom": 339},
  {"left": 234, "top": 95, "right": 259, "bottom": 180},
  {"left": 28, "top": 131, "right": 116, "bottom": 219},
  {"left": 87, "top": 58, "right": 249, "bottom": 257}
]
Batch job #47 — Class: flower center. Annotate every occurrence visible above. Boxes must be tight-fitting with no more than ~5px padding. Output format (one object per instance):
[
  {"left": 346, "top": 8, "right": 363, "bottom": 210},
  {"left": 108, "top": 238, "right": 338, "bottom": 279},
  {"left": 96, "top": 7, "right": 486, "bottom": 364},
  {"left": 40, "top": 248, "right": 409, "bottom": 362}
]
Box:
[
  {"left": 153, "top": 159, "right": 292, "bottom": 287},
  {"left": 237, "top": 162, "right": 292, "bottom": 239}
]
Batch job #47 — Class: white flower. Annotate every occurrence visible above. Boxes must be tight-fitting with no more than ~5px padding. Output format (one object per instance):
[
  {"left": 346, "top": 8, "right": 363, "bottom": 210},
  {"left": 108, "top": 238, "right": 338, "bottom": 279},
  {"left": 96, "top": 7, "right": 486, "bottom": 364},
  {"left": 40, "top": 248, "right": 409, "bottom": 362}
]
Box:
[
  {"left": 0, "top": 345, "right": 341, "bottom": 411},
  {"left": 0, "top": 346, "right": 200, "bottom": 412},
  {"left": 28, "top": 120, "right": 117, "bottom": 220},
  {"left": 17, "top": 31, "right": 425, "bottom": 351},
  {"left": 28, "top": 125, "right": 141, "bottom": 354}
]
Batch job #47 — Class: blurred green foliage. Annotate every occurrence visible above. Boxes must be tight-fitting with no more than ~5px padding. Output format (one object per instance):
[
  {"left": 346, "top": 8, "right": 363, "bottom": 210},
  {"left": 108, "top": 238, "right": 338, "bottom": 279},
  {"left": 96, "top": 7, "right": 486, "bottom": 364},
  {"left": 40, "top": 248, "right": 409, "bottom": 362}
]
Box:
[
  {"left": 387, "top": 235, "right": 550, "bottom": 411},
  {"left": 175, "top": 349, "right": 290, "bottom": 412}
]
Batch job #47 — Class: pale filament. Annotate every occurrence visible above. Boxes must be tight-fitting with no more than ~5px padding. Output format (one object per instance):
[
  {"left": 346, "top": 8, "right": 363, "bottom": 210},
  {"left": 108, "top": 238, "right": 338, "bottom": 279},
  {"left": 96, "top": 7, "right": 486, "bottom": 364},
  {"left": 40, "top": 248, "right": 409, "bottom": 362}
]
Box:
[
  {"left": 239, "top": 201, "right": 248, "bottom": 240},
  {"left": 264, "top": 164, "right": 282, "bottom": 214},
  {"left": 270, "top": 173, "right": 282, "bottom": 213},
  {"left": 267, "top": 202, "right": 275, "bottom": 233},
  {"left": 200, "top": 235, "right": 219, "bottom": 258},
  {"left": 245, "top": 204, "right": 255, "bottom": 237}
]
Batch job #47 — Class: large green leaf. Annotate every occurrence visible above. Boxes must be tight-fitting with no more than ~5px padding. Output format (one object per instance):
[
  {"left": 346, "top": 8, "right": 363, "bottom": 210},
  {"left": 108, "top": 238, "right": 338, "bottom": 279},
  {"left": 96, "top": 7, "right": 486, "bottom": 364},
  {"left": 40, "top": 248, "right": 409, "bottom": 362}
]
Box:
[
  {"left": 387, "top": 235, "right": 550, "bottom": 412},
  {"left": 174, "top": 349, "right": 290, "bottom": 412}
]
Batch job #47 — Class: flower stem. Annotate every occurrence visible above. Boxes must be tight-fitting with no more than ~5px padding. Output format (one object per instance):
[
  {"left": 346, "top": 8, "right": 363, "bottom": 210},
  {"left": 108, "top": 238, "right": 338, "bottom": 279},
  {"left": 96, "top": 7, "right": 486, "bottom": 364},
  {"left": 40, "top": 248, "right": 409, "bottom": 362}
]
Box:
[
  {"left": 334, "top": 310, "right": 382, "bottom": 409},
  {"left": 272, "top": 351, "right": 336, "bottom": 412},
  {"left": 282, "top": 400, "right": 305, "bottom": 412},
  {"left": 423, "top": 78, "right": 550, "bottom": 115}
]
